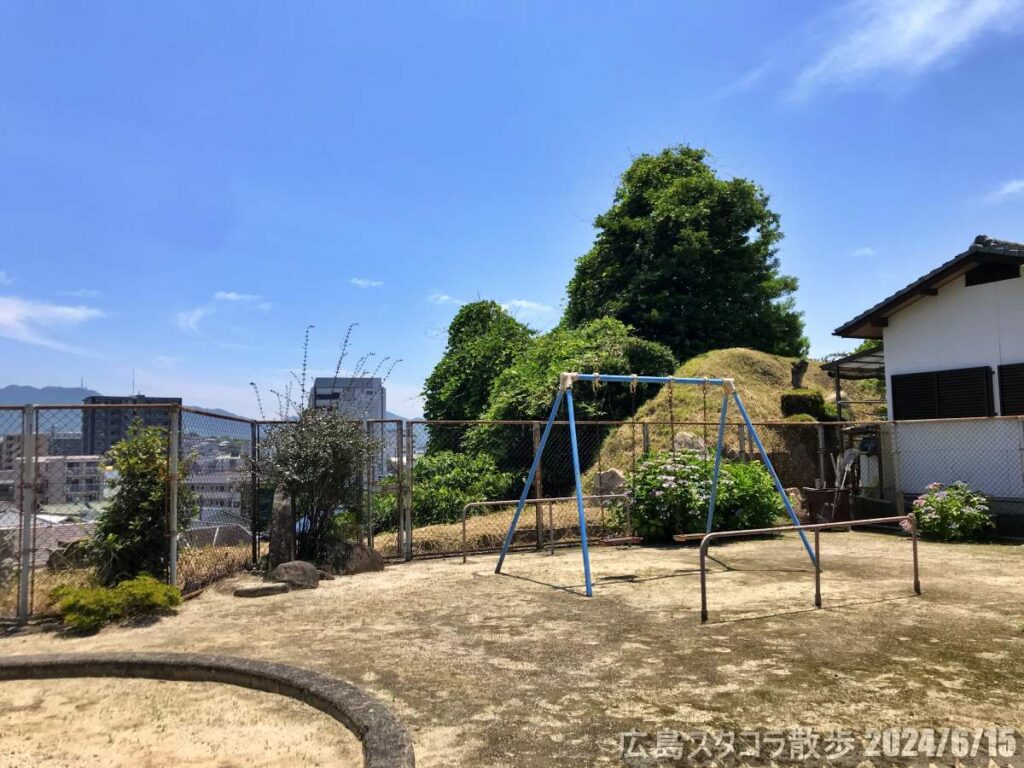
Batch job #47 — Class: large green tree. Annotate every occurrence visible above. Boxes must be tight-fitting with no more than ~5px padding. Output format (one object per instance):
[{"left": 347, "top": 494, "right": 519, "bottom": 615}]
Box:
[
  {"left": 564, "top": 146, "right": 808, "bottom": 360},
  {"left": 422, "top": 301, "right": 533, "bottom": 452}
]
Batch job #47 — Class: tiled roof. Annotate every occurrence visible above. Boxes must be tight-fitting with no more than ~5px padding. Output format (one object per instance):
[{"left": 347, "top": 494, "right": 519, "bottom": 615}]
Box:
[{"left": 834, "top": 235, "right": 1024, "bottom": 339}]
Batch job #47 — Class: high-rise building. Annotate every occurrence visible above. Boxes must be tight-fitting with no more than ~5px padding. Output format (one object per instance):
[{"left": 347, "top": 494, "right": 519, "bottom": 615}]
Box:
[
  {"left": 308, "top": 378, "right": 386, "bottom": 420},
  {"left": 82, "top": 395, "right": 182, "bottom": 455}
]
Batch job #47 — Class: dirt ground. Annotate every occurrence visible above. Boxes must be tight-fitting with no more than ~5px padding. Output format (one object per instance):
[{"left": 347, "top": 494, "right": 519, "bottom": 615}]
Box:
[
  {"left": 2, "top": 532, "right": 1023, "bottom": 767},
  {"left": 0, "top": 678, "right": 362, "bottom": 767}
]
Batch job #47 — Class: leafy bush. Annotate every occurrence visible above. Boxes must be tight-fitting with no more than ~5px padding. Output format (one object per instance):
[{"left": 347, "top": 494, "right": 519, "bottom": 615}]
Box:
[
  {"left": 257, "top": 409, "right": 377, "bottom": 567},
  {"left": 414, "top": 451, "right": 519, "bottom": 526},
  {"left": 51, "top": 575, "right": 182, "bottom": 634},
  {"left": 91, "top": 421, "right": 199, "bottom": 586},
  {"left": 619, "top": 450, "right": 783, "bottom": 543},
  {"left": 371, "top": 451, "right": 520, "bottom": 530},
  {"left": 907, "top": 481, "right": 993, "bottom": 541}
]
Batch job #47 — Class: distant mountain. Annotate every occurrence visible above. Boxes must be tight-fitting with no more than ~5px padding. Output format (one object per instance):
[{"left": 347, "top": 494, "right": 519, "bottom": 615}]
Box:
[{"left": 0, "top": 385, "right": 100, "bottom": 405}]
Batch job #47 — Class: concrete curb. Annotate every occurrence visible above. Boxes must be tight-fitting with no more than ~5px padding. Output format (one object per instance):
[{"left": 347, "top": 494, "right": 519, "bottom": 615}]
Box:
[{"left": 0, "top": 652, "right": 415, "bottom": 768}]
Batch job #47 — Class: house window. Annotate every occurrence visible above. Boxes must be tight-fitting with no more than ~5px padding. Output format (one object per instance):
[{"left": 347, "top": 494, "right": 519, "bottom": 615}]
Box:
[
  {"left": 964, "top": 261, "right": 1020, "bottom": 287},
  {"left": 891, "top": 366, "right": 994, "bottom": 420},
  {"left": 998, "top": 363, "right": 1024, "bottom": 416}
]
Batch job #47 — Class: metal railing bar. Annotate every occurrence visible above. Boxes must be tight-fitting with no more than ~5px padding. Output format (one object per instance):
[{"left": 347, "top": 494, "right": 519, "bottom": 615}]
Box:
[
  {"left": 698, "top": 515, "right": 920, "bottom": 623},
  {"left": 462, "top": 494, "right": 628, "bottom": 564}
]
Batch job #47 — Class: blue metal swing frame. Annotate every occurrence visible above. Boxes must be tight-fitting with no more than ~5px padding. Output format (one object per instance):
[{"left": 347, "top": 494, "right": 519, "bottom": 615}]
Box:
[{"left": 494, "top": 372, "right": 816, "bottom": 596}]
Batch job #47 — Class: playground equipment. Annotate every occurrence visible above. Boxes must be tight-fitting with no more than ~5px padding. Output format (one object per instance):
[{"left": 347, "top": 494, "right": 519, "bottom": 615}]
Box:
[
  {"left": 697, "top": 515, "right": 921, "bottom": 623},
  {"left": 495, "top": 372, "right": 817, "bottom": 596}
]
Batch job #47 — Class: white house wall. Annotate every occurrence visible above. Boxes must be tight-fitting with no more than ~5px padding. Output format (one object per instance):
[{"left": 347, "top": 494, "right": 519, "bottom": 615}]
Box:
[{"left": 883, "top": 273, "right": 1024, "bottom": 415}]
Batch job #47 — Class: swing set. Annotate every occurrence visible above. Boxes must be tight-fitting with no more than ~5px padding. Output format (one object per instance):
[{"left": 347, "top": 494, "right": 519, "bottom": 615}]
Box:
[{"left": 494, "top": 371, "right": 816, "bottom": 596}]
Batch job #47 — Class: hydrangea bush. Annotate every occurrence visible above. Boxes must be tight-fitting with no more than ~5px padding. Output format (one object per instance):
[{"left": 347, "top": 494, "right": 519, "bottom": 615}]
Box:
[
  {"left": 618, "top": 450, "right": 783, "bottom": 543},
  {"left": 907, "top": 481, "right": 993, "bottom": 541}
]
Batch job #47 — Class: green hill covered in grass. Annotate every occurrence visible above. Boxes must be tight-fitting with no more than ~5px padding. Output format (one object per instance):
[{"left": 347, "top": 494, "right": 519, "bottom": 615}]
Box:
[{"left": 585, "top": 348, "right": 882, "bottom": 489}]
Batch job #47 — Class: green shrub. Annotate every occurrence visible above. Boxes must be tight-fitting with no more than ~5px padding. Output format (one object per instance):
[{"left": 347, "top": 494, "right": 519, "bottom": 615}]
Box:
[
  {"left": 51, "top": 575, "right": 182, "bottom": 634},
  {"left": 907, "top": 481, "right": 993, "bottom": 541},
  {"left": 91, "top": 421, "right": 199, "bottom": 586},
  {"left": 618, "top": 450, "right": 783, "bottom": 543},
  {"left": 784, "top": 413, "right": 817, "bottom": 422},
  {"left": 780, "top": 389, "right": 827, "bottom": 420},
  {"left": 372, "top": 451, "right": 521, "bottom": 530},
  {"left": 411, "top": 451, "right": 520, "bottom": 526}
]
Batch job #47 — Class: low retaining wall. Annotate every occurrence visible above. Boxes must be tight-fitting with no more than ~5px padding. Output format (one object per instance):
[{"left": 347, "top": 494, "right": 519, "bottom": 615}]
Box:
[{"left": 0, "top": 652, "right": 415, "bottom": 768}]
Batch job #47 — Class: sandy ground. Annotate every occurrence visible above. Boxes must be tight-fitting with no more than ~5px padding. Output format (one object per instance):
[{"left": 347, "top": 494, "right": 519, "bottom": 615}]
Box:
[
  {"left": 0, "top": 678, "right": 362, "bottom": 767},
  {"left": 2, "top": 532, "right": 1023, "bottom": 766}
]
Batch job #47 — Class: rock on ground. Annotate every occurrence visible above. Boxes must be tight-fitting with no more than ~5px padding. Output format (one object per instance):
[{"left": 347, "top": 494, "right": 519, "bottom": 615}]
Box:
[
  {"left": 269, "top": 560, "right": 320, "bottom": 590},
  {"left": 595, "top": 468, "right": 625, "bottom": 496},
  {"left": 328, "top": 541, "right": 385, "bottom": 575},
  {"left": 234, "top": 582, "right": 290, "bottom": 598}
]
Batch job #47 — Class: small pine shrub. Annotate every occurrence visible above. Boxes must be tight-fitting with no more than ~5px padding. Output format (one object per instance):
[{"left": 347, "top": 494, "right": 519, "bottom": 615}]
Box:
[
  {"left": 907, "top": 481, "right": 993, "bottom": 541},
  {"left": 51, "top": 575, "right": 182, "bottom": 634}
]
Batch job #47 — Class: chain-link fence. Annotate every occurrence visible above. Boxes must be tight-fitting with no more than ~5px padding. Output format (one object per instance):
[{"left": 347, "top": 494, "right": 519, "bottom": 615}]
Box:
[
  {"left": 178, "top": 408, "right": 258, "bottom": 596},
  {"left": 0, "top": 407, "right": 27, "bottom": 621},
  {"left": 3, "top": 401, "right": 1023, "bottom": 620}
]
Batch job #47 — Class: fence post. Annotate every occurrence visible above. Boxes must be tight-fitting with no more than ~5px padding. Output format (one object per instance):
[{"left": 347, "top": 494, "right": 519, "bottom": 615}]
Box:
[
  {"left": 533, "top": 422, "right": 544, "bottom": 550},
  {"left": 17, "top": 405, "right": 36, "bottom": 622},
  {"left": 404, "top": 423, "right": 414, "bottom": 561},
  {"left": 250, "top": 421, "right": 259, "bottom": 564},
  {"left": 816, "top": 423, "right": 827, "bottom": 489},
  {"left": 168, "top": 407, "right": 180, "bottom": 588},
  {"left": 642, "top": 422, "right": 650, "bottom": 454},
  {"left": 365, "top": 421, "right": 374, "bottom": 550},
  {"left": 889, "top": 422, "right": 905, "bottom": 514},
  {"left": 394, "top": 421, "right": 404, "bottom": 558}
]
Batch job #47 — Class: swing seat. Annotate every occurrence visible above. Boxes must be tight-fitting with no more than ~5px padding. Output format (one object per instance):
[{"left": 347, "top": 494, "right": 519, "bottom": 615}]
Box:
[
  {"left": 595, "top": 535, "right": 642, "bottom": 546},
  {"left": 672, "top": 532, "right": 707, "bottom": 543}
]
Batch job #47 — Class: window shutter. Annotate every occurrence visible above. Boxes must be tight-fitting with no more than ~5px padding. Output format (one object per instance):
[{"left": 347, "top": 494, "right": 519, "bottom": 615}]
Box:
[
  {"left": 936, "top": 366, "right": 994, "bottom": 418},
  {"left": 891, "top": 366, "right": 994, "bottom": 420},
  {"left": 998, "top": 363, "right": 1024, "bottom": 416},
  {"left": 891, "top": 372, "right": 938, "bottom": 420}
]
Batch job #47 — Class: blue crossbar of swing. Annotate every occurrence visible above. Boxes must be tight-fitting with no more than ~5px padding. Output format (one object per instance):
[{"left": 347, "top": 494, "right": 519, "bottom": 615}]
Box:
[{"left": 573, "top": 374, "right": 726, "bottom": 386}]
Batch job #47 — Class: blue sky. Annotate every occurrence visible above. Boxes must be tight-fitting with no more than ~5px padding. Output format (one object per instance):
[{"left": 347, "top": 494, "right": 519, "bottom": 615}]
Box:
[{"left": 2, "top": 0, "right": 1024, "bottom": 418}]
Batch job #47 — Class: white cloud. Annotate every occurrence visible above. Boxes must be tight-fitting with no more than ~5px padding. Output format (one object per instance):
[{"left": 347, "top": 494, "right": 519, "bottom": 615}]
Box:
[
  {"left": 985, "top": 178, "right": 1024, "bottom": 202},
  {"left": 350, "top": 278, "right": 383, "bottom": 289},
  {"left": 176, "top": 306, "right": 212, "bottom": 332},
  {"left": 0, "top": 272, "right": 12, "bottom": 286},
  {"left": 214, "top": 291, "right": 262, "bottom": 302},
  {"left": 0, "top": 296, "right": 104, "bottom": 353},
  {"left": 792, "top": 0, "right": 1024, "bottom": 99},
  {"left": 718, "top": 61, "right": 774, "bottom": 99},
  {"left": 429, "top": 292, "right": 463, "bottom": 306},
  {"left": 154, "top": 355, "right": 181, "bottom": 367},
  {"left": 60, "top": 288, "right": 100, "bottom": 298},
  {"left": 852, "top": 246, "right": 878, "bottom": 257}
]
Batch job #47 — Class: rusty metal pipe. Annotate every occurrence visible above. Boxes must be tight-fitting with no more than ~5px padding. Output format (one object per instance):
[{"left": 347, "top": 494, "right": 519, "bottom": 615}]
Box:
[{"left": 698, "top": 515, "right": 919, "bottom": 624}]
